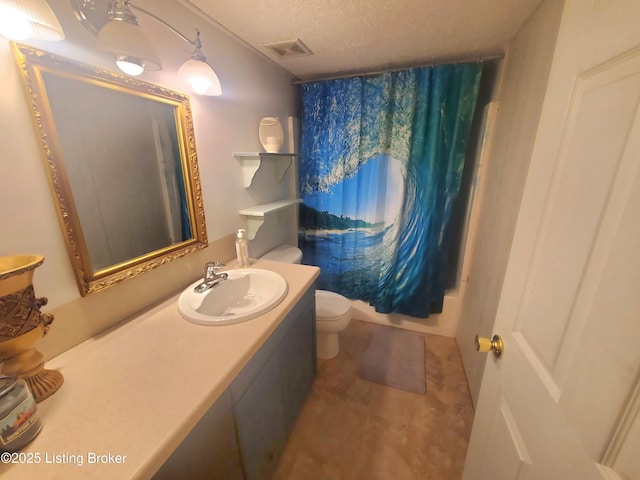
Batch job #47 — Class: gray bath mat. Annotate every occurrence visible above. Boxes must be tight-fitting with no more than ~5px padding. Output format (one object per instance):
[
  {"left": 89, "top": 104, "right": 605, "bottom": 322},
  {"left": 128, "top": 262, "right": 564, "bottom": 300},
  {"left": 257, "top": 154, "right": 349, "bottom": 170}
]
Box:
[{"left": 359, "top": 326, "right": 426, "bottom": 394}]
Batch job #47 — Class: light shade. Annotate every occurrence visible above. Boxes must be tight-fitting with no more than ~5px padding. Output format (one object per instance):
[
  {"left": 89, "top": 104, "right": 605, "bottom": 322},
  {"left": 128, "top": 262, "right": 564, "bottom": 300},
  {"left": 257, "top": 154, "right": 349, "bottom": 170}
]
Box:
[
  {"left": 0, "top": 0, "right": 64, "bottom": 41},
  {"left": 177, "top": 58, "right": 222, "bottom": 96},
  {"left": 97, "top": 19, "right": 162, "bottom": 74}
]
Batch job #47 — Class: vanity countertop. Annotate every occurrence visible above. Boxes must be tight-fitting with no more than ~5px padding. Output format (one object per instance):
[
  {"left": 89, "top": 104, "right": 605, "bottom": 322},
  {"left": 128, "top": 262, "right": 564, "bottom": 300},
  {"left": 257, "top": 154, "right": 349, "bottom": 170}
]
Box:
[{"left": 0, "top": 260, "right": 320, "bottom": 480}]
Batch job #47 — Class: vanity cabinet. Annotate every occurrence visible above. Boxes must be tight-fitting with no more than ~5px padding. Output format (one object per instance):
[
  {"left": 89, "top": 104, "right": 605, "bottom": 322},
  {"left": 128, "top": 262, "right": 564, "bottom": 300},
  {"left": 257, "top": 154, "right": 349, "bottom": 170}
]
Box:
[
  {"left": 154, "top": 284, "right": 316, "bottom": 480},
  {"left": 279, "top": 303, "right": 317, "bottom": 433},
  {"left": 152, "top": 390, "right": 244, "bottom": 480},
  {"left": 231, "top": 284, "right": 316, "bottom": 480},
  {"left": 233, "top": 351, "right": 288, "bottom": 479}
]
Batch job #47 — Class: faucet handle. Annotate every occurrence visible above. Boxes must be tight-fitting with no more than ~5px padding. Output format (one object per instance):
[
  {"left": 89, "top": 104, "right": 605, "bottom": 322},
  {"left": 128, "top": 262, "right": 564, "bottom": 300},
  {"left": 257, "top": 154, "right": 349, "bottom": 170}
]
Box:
[{"left": 204, "top": 261, "right": 225, "bottom": 281}]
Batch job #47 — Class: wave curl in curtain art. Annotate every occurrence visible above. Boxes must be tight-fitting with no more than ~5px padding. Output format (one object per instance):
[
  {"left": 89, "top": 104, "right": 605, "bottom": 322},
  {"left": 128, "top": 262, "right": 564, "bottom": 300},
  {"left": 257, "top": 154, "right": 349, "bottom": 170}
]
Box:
[{"left": 299, "top": 64, "right": 482, "bottom": 317}]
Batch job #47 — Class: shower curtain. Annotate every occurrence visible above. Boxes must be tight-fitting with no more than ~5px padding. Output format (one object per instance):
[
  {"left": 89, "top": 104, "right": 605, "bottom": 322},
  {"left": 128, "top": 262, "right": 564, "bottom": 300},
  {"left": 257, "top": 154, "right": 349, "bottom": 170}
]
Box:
[{"left": 298, "top": 63, "right": 482, "bottom": 318}]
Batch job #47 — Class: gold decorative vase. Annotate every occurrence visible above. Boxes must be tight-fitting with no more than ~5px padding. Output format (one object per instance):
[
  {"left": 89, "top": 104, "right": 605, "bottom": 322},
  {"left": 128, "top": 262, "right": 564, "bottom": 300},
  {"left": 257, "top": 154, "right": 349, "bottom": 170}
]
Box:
[{"left": 0, "top": 255, "right": 63, "bottom": 402}]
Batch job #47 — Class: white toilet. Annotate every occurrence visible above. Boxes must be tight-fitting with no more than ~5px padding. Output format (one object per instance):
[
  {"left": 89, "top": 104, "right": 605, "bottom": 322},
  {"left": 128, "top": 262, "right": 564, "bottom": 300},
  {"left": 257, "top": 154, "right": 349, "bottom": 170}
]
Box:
[{"left": 261, "top": 245, "right": 351, "bottom": 359}]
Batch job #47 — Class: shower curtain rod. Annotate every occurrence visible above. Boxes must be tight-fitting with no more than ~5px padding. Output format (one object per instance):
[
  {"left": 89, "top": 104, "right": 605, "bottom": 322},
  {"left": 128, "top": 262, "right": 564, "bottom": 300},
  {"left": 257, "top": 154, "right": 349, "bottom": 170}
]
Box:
[{"left": 291, "top": 52, "right": 504, "bottom": 85}]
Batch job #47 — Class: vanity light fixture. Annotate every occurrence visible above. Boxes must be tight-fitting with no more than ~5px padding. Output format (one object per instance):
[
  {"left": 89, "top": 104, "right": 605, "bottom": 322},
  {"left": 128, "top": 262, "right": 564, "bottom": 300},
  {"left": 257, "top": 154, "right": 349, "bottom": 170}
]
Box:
[
  {"left": 95, "top": 0, "right": 161, "bottom": 76},
  {"left": 82, "top": 0, "right": 222, "bottom": 96},
  {"left": 176, "top": 28, "right": 222, "bottom": 96},
  {"left": 0, "top": 0, "right": 64, "bottom": 41}
]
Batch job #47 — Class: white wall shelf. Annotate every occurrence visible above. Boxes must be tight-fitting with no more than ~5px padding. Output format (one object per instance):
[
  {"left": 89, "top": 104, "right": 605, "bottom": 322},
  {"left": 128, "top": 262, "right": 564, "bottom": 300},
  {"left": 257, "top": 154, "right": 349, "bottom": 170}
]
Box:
[
  {"left": 239, "top": 199, "right": 302, "bottom": 239},
  {"left": 234, "top": 152, "right": 299, "bottom": 188}
]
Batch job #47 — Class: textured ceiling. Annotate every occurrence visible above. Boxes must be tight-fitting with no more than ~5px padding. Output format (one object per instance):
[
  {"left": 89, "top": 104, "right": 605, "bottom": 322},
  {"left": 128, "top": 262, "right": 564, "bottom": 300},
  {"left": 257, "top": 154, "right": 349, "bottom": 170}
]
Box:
[{"left": 184, "top": 0, "right": 544, "bottom": 81}]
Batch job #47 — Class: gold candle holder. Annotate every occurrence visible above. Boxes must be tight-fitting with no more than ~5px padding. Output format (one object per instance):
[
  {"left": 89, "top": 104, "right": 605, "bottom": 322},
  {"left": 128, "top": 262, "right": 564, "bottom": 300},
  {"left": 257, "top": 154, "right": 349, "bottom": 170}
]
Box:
[{"left": 0, "top": 255, "right": 63, "bottom": 403}]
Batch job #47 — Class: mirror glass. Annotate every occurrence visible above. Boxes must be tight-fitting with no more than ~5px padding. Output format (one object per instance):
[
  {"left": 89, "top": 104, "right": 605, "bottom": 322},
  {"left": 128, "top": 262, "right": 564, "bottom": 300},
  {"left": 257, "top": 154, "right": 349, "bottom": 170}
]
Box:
[{"left": 12, "top": 43, "right": 208, "bottom": 296}]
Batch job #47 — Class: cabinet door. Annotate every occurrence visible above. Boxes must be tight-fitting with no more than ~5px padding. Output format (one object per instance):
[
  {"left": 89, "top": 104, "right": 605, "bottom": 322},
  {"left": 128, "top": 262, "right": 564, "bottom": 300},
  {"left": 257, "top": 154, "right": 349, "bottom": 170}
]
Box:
[
  {"left": 153, "top": 390, "right": 243, "bottom": 480},
  {"left": 234, "top": 352, "right": 287, "bottom": 480},
  {"left": 279, "top": 300, "right": 315, "bottom": 432}
]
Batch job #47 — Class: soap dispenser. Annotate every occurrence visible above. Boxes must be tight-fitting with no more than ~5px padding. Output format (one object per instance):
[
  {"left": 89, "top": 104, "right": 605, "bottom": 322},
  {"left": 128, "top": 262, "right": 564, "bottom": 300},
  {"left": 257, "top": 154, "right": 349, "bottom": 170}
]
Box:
[{"left": 235, "top": 228, "right": 250, "bottom": 268}]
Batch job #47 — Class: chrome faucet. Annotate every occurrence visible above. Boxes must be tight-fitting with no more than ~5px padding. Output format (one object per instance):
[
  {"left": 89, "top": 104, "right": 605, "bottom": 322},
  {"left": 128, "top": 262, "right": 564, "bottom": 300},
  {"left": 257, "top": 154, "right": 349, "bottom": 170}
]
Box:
[{"left": 194, "top": 261, "right": 228, "bottom": 293}]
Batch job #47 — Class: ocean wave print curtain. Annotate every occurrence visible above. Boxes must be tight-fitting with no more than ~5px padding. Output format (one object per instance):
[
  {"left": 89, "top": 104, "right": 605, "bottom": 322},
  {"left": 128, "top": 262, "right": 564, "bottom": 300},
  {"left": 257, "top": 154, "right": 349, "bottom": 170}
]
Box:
[{"left": 299, "top": 63, "right": 482, "bottom": 317}]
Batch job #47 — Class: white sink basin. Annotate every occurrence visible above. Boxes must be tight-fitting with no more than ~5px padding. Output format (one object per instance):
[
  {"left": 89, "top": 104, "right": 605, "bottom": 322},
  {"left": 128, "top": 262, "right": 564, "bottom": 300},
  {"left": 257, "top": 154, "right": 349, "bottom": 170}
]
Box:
[{"left": 178, "top": 268, "right": 288, "bottom": 326}]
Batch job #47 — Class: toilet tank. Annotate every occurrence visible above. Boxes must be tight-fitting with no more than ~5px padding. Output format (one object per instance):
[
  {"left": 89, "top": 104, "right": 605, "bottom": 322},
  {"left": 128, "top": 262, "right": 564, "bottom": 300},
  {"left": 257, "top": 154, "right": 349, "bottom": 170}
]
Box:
[{"left": 261, "top": 245, "right": 302, "bottom": 264}]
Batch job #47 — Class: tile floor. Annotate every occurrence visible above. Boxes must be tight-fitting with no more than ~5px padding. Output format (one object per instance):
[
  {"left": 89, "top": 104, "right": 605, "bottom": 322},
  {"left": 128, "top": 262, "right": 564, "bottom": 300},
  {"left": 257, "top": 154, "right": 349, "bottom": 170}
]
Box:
[{"left": 274, "top": 320, "right": 475, "bottom": 480}]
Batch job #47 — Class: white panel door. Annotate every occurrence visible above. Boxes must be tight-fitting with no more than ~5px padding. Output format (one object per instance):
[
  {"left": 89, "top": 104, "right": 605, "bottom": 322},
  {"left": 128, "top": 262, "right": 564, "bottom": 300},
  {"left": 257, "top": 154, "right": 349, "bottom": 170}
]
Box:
[{"left": 463, "top": 1, "right": 640, "bottom": 479}]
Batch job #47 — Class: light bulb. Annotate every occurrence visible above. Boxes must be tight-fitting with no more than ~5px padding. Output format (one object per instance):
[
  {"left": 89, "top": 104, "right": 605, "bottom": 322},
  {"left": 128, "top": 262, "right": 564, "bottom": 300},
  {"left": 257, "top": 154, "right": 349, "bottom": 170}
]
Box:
[
  {"left": 0, "top": 9, "right": 33, "bottom": 40},
  {"left": 0, "top": 2, "right": 63, "bottom": 41},
  {"left": 189, "top": 78, "right": 209, "bottom": 95},
  {"left": 116, "top": 56, "right": 144, "bottom": 76},
  {"left": 178, "top": 58, "right": 222, "bottom": 96}
]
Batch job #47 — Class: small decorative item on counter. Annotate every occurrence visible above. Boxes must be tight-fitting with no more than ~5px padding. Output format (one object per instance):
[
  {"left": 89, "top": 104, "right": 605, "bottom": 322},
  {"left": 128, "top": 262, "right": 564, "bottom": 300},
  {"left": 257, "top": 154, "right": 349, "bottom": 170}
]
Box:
[
  {"left": 258, "top": 116, "right": 284, "bottom": 153},
  {"left": 0, "top": 255, "right": 64, "bottom": 403},
  {"left": 235, "top": 229, "right": 250, "bottom": 268},
  {"left": 0, "top": 375, "right": 42, "bottom": 452}
]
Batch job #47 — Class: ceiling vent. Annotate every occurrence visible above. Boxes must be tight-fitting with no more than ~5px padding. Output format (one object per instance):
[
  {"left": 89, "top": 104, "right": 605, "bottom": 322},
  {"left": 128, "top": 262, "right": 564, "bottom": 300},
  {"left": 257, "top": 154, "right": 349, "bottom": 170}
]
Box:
[{"left": 262, "top": 39, "right": 313, "bottom": 58}]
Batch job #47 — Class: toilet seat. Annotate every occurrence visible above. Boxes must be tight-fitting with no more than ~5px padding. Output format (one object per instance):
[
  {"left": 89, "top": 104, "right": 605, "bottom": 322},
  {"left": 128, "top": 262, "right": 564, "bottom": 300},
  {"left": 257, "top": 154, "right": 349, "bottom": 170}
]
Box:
[{"left": 315, "top": 290, "right": 351, "bottom": 321}]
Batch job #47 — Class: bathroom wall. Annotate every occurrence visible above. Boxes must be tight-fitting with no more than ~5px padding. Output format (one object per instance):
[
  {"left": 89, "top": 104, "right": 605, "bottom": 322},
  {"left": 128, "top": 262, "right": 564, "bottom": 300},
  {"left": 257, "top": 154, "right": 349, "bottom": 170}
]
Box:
[
  {"left": 455, "top": 0, "right": 565, "bottom": 406},
  {"left": 0, "top": 0, "right": 299, "bottom": 359}
]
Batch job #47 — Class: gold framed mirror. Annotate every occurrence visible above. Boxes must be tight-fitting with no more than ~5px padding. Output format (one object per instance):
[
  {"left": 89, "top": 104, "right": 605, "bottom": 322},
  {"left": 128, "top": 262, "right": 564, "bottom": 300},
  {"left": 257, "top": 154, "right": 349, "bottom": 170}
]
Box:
[{"left": 12, "top": 43, "right": 208, "bottom": 296}]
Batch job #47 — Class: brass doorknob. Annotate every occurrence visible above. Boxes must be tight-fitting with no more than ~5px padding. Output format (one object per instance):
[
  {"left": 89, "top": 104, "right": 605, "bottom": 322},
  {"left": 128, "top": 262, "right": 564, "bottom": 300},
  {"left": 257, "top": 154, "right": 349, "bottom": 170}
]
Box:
[{"left": 475, "top": 334, "right": 504, "bottom": 358}]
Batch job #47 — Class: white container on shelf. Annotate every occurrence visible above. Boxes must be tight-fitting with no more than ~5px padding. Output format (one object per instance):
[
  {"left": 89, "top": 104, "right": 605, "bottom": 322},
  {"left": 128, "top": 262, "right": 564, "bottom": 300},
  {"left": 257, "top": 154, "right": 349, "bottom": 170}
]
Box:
[{"left": 258, "top": 117, "right": 284, "bottom": 153}]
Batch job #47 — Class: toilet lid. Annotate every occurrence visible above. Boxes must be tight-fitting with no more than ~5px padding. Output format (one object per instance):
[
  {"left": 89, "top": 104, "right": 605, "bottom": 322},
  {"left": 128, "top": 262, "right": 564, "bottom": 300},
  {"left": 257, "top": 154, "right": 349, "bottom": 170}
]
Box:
[
  {"left": 261, "top": 245, "right": 302, "bottom": 263},
  {"left": 315, "top": 290, "right": 350, "bottom": 319}
]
